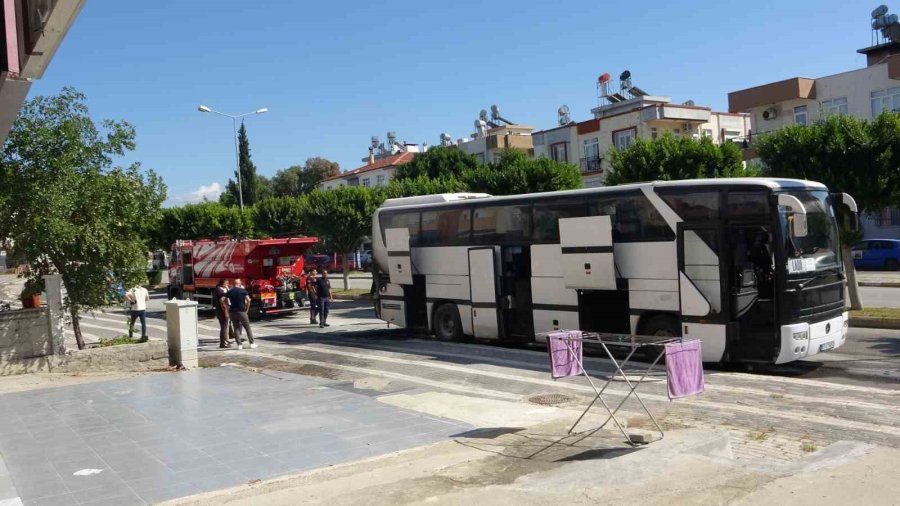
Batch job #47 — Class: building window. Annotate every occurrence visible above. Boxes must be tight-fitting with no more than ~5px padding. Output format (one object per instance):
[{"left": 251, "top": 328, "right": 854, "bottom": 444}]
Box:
[
  {"left": 723, "top": 129, "right": 742, "bottom": 142},
  {"left": 820, "top": 97, "right": 848, "bottom": 116},
  {"left": 550, "top": 142, "right": 568, "bottom": 163},
  {"left": 376, "top": 175, "right": 385, "bottom": 186},
  {"left": 794, "top": 105, "right": 808, "bottom": 125},
  {"left": 701, "top": 128, "right": 713, "bottom": 139},
  {"left": 362, "top": 177, "right": 371, "bottom": 187},
  {"left": 582, "top": 137, "right": 599, "bottom": 159},
  {"left": 871, "top": 87, "right": 900, "bottom": 117},
  {"left": 613, "top": 128, "right": 636, "bottom": 151}
]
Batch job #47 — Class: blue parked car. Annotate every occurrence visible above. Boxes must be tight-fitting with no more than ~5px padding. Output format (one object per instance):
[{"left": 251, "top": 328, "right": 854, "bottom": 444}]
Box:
[{"left": 851, "top": 239, "right": 900, "bottom": 270}]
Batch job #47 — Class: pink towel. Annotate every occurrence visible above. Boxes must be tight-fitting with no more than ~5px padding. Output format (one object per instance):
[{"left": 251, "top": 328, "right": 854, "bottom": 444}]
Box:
[
  {"left": 547, "top": 331, "right": 583, "bottom": 378},
  {"left": 665, "top": 340, "right": 704, "bottom": 399}
]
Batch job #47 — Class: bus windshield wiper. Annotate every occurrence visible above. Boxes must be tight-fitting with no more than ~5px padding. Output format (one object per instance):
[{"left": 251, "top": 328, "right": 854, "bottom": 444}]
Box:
[{"left": 796, "top": 270, "right": 834, "bottom": 290}]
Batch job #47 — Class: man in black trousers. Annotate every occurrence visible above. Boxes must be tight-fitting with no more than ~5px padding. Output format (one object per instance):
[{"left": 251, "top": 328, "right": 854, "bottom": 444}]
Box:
[{"left": 316, "top": 271, "right": 333, "bottom": 328}]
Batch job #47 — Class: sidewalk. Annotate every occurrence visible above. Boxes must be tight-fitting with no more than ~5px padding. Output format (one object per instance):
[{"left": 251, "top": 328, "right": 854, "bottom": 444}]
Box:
[{"left": 856, "top": 271, "right": 900, "bottom": 287}]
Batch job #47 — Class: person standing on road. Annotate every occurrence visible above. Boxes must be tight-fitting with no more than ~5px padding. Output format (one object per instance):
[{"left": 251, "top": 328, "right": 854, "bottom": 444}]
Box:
[
  {"left": 305, "top": 268, "right": 319, "bottom": 325},
  {"left": 316, "top": 271, "right": 333, "bottom": 328},
  {"left": 215, "top": 279, "right": 235, "bottom": 348},
  {"left": 125, "top": 283, "right": 151, "bottom": 342},
  {"left": 227, "top": 278, "right": 256, "bottom": 350}
]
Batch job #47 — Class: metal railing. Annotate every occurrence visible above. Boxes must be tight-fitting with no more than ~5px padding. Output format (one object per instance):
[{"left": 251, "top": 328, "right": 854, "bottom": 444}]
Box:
[{"left": 580, "top": 156, "right": 603, "bottom": 173}]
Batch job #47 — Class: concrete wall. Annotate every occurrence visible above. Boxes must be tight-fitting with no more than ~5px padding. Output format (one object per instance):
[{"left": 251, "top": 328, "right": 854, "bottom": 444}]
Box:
[
  {"left": 0, "top": 309, "right": 53, "bottom": 362},
  {"left": 0, "top": 275, "right": 64, "bottom": 367}
]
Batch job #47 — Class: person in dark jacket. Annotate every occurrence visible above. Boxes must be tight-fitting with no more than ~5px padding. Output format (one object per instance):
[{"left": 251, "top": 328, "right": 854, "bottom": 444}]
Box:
[
  {"left": 316, "top": 271, "right": 333, "bottom": 328},
  {"left": 305, "top": 268, "right": 319, "bottom": 325},
  {"left": 227, "top": 279, "right": 256, "bottom": 349}
]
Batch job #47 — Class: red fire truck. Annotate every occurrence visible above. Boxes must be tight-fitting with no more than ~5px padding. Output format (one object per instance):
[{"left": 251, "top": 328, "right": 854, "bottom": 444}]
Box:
[{"left": 167, "top": 237, "right": 319, "bottom": 317}]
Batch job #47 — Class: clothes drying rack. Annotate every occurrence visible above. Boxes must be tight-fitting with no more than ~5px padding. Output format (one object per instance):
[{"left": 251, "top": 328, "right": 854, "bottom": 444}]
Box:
[{"left": 540, "top": 331, "right": 681, "bottom": 446}]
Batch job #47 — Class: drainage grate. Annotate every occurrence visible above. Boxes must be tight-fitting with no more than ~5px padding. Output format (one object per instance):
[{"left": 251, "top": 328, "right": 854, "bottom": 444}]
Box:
[{"left": 528, "top": 393, "right": 573, "bottom": 406}]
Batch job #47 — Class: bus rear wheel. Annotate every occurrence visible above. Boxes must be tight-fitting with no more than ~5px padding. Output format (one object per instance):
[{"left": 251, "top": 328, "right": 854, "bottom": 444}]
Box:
[
  {"left": 433, "top": 303, "right": 462, "bottom": 341},
  {"left": 642, "top": 315, "right": 681, "bottom": 338}
]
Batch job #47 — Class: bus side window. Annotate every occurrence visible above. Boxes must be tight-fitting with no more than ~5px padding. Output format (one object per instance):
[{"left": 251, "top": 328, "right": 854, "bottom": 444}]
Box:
[
  {"left": 533, "top": 199, "right": 586, "bottom": 242},
  {"left": 381, "top": 212, "right": 421, "bottom": 245},
  {"left": 473, "top": 205, "right": 531, "bottom": 244}
]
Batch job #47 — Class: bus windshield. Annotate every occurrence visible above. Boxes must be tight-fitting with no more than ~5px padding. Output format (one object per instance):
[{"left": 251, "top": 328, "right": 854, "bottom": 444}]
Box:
[{"left": 778, "top": 190, "right": 841, "bottom": 275}]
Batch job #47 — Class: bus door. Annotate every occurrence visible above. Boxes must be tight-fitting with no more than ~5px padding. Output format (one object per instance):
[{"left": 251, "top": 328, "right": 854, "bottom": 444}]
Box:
[
  {"left": 385, "top": 228, "right": 413, "bottom": 285},
  {"left": 469, "top": 247, "right": 501, "bottom": 339},
  {"left": 677, "top": 224, "right": 728, "bottom": 360},
  {"left": 727, "top": 225, "right": 778, "bottom": 361}
]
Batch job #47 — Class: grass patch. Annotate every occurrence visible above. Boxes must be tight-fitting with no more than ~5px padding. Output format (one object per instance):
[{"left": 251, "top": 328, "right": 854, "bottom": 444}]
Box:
[
  {"left": 749, "top": 429, "right": 772, "bottom": 441},
  {"left": 850, "top": 307, "right": 900, "bottom": 319},
  {"left": 331, "top": 288, "right": 370, "bottom": 296},
  {"left": 99, "top": 335, "right": 138, "bottom": 347},
  {"left": 801, "top": 441, "right": 818, "bottom": 453}
]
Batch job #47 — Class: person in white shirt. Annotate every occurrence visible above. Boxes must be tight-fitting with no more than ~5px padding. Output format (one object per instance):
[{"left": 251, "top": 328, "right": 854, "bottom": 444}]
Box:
[{"left": 126, "top": 284, "right": 151, "bottom": 342}]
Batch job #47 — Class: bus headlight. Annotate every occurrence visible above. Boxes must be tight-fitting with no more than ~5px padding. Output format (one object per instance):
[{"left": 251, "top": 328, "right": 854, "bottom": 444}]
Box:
[{"left": 792, "top": 330, "right": 809, "bottom": 341}]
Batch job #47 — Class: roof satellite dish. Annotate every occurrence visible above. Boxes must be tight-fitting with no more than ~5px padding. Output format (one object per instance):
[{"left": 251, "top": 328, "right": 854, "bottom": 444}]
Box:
[
  {"left": 558, "top": 105, "right": 570, "bottom": 116},
  {"left": 683, "top": 100, "right": 695, "bottom": 106},
  {"left": 873, "top": 4, "right": 889, "bottom": 18},
  {"left": 598, "top": 73, "right": 611, "bottom": 84},
  {"left": 479, "top": 109, "right": 489, "bottom": 121},
  {"left": 490, "top": 104, "right": 500, "bottom": 118},
  {"left": 620, "top": 70, "right": 631, "bottom": 81}
]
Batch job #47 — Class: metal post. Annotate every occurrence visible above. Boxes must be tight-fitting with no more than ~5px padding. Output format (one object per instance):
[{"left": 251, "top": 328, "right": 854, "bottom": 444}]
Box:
[{"left": 232, "top": 117, "right": 244, "bottom": 214}]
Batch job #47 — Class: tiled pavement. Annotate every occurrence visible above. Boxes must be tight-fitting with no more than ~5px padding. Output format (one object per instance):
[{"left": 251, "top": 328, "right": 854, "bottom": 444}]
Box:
[{"left": 0, "top": 368, "right": 471, "bottom": 505}]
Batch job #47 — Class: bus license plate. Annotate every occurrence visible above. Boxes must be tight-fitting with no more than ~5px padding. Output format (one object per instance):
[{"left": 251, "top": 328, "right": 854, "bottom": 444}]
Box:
[{"left": 819, "top": 341, "right": 835, "bottom": 352}]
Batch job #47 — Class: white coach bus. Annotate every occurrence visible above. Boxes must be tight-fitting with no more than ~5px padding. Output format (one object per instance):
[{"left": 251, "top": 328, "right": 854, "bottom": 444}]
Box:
[{"left": 371, "top": 178, "right": 858, "bottom": 364}]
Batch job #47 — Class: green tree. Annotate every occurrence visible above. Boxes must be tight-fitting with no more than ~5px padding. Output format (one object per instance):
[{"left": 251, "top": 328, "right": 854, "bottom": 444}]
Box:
[
  {"left": 0, "top": 88, "right": 166, "bottom": 349},
  {"left": 151, "top": 202, "right": 254, "bottom": 250},
  {"left": 393, "top": 146, "right": 479, "bottom": 181},
  {"left": 301, "top": 187, "right": 382, "bottom": 290},
  {"left": 253, "top": 197, "right": 306, "bottom": 237},
  {"left": 461, "top": 149, "right": 582, "bottom": 195},
  {"left": 605, "top": 134, "right": 754, "bottom": 186},
  {"left": 381, "top": 174, "right": 469, "bottom": 199},
  {"left": 754, "top": 112, "right": 900, "bottom": 309},
  {"left": 222, "top": 121, "right": 263, "bottom": 207},
  {"left": 271, "top": 157, "right": 340, "bottom": 197}
]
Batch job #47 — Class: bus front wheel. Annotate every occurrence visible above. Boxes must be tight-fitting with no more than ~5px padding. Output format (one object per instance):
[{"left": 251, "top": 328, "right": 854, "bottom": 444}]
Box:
[{"left": 433, "top": 304, "right": 463, "bottom": 341}]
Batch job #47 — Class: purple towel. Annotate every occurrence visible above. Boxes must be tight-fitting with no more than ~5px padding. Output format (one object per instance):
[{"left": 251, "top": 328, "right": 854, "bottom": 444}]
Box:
[
  {"left": 547, "top": 331, "right": 583, "bottom": 378},
  {"left": 665, "top": 340, "right": 704, "bottom": 399}
]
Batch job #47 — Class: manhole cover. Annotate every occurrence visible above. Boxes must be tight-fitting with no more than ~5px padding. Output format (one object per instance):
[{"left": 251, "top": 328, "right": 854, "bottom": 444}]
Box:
[{"left": 528, "top": 393, "right": 573, "bottom": 406}]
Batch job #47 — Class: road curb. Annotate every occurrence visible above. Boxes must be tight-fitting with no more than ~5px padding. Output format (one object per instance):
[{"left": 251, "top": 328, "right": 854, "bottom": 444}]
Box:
[
  {"left": 858, "top": 282, "right": 900, "bottom": 288},
  {"left": 849, "top": 316, "right": 900, "bottom": 330}
]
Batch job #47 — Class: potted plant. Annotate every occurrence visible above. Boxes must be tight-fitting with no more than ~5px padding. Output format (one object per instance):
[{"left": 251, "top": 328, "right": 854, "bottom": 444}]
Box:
[{"left": 20, "top": 278, "right": 44, "bottom": 309}]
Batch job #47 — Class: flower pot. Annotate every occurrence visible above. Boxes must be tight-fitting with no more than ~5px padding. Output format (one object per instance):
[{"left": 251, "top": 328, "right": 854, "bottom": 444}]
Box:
[{"left": 31, "top": 294, "right": 41, "bottom": 308}]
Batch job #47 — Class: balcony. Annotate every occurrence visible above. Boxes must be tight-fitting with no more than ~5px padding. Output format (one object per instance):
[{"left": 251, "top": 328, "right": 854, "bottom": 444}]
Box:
[{"left": 580, "top": 157, "right": 603, "bottom": 174}]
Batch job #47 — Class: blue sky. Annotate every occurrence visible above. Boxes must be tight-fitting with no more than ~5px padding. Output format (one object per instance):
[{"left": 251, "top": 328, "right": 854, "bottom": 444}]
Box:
[{"left": 29, "top": 0, "right": 876, "bottom": 204}]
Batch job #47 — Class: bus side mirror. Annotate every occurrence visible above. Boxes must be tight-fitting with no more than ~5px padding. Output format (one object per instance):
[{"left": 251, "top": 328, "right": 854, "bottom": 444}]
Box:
[
  {"left": 832, "top": 193, "right": 860, "bottom": 233},
  {"left": 778, "top": 194, "right": 808, "bottom": 237}
]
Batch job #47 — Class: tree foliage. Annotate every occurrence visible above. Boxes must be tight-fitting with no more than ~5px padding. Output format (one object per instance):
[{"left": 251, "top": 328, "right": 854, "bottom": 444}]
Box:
[
  {"left": 222, "top": 121, "right": 265, "bottom": 207},
  {"left": 754, "top": 112, "right": 900, "bottom": 215},
  {"left": 271, "top": 157, "right": 340, "bottom": 197},
  {"left": 300, "top": 187, "right": 383, "bottom": 289},
  {"left": 252, "top": 197, "right": 305, "bottom": 237},
  {"left": 381, "top": 174, "right": 469, "bottom": 199},
  {"left": 0, "top": 87, "right": 166, "bottom": 349},
  {"left": 605, "top": 134, "right": 754, "bottom": 186},
  {"left": 151, "top": 202, "right": 254, "bottom": 250},
  {"left": 393, "top": 146, "right": 480, "bottom": 181},
  {"left": 461, "top": 149, "right": 582, "bottom": 195}
]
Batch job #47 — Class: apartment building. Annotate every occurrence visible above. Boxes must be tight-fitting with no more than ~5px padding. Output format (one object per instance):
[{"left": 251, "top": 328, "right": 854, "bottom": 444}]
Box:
[
  {"left": 534, "top": 72, "right": 749, "bottom": 187},
  {"left": 439, "top": 105, "right": 534, "bottom": 163},
  {"left": 727, "top": 6, "right": 900, "bottom": 238},
  {"left": 319, "top": 132, "right": 420, "bottom": 190}
]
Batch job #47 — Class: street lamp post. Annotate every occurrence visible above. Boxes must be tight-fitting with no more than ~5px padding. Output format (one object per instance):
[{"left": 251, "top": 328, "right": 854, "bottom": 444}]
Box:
[{"left": 197, "top": 105, "right": 269, "bottom": 214}]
